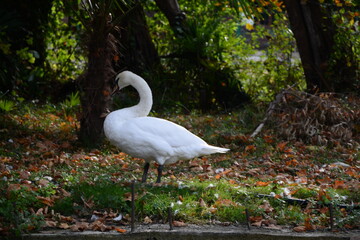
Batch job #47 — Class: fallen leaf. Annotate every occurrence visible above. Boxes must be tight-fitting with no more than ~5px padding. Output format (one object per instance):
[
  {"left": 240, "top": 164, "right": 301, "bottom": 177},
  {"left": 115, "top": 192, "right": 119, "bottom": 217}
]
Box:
[
  {"left": 61, "top": 215, "right": 74, "bottom": 222},
  {"left": 19, "top": 171, "right": 31, "bottom": 179},
  {"left": 173, "top": 220, "right": 187, "bottom": 227},
  {"left": 264, "top": 224, "right": 282, "bottom": 230},
  {"left": 245, "top": 145, "right": 256, "bottom": 152},
  {"left": 115, "top": 228, "right": 127, "bottom": 233},
  {"left": 70, "top": 222, "right": 89, "bottom": 232},
  {"left": 81, "top": 196, "right": 94, "bottom": 208},
  {"left": 259, "top": 201, "right": 274, "bottom": 213},
  {"left": 228, "top": 179, "right": 236, "bottom": 184},
  {"left": 277, "top": 142, "right": 288, "bottom": 151},
  {"left": 199, "top": 198, "right": 207, "bottom": 208},
  {"left": 293, "top": 226, "right": 306, "bottom": 232},
  {"left": 143, "top": 216, "right": 152, "bottom": 224},
  {"left": 305, "top": 217, "right": 314, "bottom": 231},
  {"left": 251, "top": 220, "right": 262, "bottom": 227},
  {"left": 38, "top": 179, "right": 50, "bottom": 187},
  {"left": 249, "top": 215, "right": 263, "bottom": 223},
  {"left": 256, "top": 181, "right": 270, "bottom": 187},
  {"left": 45, "top": 220, "right": 57, "bottom": 227},
  {"left": 59, "top": 188, "right": 71, "bottom": 197},
  {"left": 59, "top": 223, "right": 70, "bottom": 229},
  {"left": 34, "top": 208, "right": 43, "bottom": 216},
  {"left": 36, "top": 196, "right": 54, "bottom": 206},
  {"left": 215, "top": 199, "right": 236, "bottom": 207},
  {"left": 263, "top": 135, "right": 274, "bottom": 143},
  {"left": 89, "top": 220, "right": 111, "bottom": 232},
  {"left": 333, "top": 180, "right": 345, "bottom": 189}
]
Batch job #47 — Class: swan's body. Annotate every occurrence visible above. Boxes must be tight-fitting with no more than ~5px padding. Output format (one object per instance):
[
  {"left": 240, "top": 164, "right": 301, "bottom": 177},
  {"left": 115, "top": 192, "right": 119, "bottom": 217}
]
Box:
[{"left": 104, "top": 71, "right": 229, "bottom": 183}]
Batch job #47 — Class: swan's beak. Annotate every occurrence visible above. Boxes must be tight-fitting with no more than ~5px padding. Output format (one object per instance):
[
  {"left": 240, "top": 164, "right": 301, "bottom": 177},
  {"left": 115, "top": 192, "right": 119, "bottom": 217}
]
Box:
[{"left": 111, "top": 85, "right": 120, "bottom": 96}]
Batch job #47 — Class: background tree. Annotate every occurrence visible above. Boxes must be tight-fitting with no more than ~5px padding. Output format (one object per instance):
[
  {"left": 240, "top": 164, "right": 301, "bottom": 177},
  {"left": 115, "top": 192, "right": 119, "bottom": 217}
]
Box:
[
  {"left": 74, "top": 0, "right": 159, "bottom": 146},
  {"left": 1, "top": 0, "right": 53, "bottom": 98},
  {"left": 283, "top": 0, "right": 358, "bottom": 92},
  {"left": 113, "top": 1, "right": 159, "bottom": 74},
  {"left": 74, "top": 1, "right": 118, "bottom": 146}
]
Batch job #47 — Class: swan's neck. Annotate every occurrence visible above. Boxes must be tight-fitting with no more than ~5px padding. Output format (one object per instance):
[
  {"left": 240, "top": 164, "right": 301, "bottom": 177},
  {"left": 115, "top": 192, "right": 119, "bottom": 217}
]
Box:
[{"left": 131, "top": 76, "right": 153, "bottom": 117}]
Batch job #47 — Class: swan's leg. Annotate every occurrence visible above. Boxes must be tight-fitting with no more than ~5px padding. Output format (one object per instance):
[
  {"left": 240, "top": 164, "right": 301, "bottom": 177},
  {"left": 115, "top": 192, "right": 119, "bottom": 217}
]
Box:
[
  {"left": 156, "top": 165, "right": 164, "bottom": 183},
  {"left": 141, "top": 162, "right": 150, "bottom": 183}
]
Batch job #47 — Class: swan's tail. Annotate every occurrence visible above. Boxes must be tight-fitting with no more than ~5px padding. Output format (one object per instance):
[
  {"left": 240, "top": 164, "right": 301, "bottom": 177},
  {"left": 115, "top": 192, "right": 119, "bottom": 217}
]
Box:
[{"left": 204, "top": 145, "right": 230, "bottom": 155}]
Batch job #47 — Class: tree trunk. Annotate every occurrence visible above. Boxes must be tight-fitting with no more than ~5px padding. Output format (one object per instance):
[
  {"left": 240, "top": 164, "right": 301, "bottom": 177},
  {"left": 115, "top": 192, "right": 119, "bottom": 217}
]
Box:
[
  {"left": 284, "top": 0, "right": 357, "bottom": 92},
  {"left": 115, "top": 2, "right": 159, "bottom": 74},
  {"left": 78, "top": 14, "right": 116, "bottom": 147},
  {"left": 284, "top": 0, "right": 335, "bottom": 91},
  {"left": 154, "top": 0, "right": 186, "bottom": 35}
]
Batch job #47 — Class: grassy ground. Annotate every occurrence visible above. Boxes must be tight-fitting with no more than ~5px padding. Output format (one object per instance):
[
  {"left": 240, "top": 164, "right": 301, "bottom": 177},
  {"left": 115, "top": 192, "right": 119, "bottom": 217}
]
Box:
[{"left": 0, "top": 103, "right": 359, "bottom": 236}]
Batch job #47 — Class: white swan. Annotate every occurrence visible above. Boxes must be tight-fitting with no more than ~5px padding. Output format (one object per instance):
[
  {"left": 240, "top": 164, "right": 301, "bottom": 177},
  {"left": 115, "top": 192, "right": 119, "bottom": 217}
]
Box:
[{"left": 104, "top": 71, "right": 229, "bottom": 183}]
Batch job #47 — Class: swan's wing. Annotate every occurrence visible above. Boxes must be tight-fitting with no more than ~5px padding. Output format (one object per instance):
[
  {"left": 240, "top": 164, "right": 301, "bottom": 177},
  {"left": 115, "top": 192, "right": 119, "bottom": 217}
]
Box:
[
  {"left": 112, "top": 117, "right": 227, "bottom": 165},
  {"left": 128, "top": 117, "right": 207, "bottom": 148}
]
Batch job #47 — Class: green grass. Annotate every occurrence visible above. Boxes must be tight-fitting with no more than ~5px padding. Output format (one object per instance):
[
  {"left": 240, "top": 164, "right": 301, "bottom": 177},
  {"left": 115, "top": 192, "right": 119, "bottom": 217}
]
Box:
[{"left": 0, "top": 102, "right": 359, "bottom": 235}]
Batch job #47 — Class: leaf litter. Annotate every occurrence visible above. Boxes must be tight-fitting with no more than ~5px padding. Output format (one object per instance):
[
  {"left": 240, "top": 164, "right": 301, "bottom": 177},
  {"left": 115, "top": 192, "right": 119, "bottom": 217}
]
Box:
[{"left": 0, "top": 99, "right": 359, "bottom": 235}]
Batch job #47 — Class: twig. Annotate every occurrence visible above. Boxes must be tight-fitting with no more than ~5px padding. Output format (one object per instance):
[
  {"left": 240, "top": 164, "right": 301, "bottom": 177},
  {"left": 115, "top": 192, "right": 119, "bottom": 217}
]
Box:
[
  {"left": 329, "top": 203, "right": 334, "bottom": 231},
  {"left": 168, "top": 207, "right": 173, "bottom": 231},
  {"left": 131, "top": 180, "right": 135, "bottom": 233},
  {"left": 245, "top": 208, "right": 251, "bottom": 230},
  {"left": 250, "top": 88, "right": 286, "bottom": 138}
]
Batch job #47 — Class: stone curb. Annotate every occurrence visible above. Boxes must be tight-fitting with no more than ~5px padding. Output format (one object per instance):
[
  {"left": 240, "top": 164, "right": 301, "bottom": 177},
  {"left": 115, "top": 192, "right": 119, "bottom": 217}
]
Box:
[{"left": 19, "top": 224, "right": 360, "bottom": 240}]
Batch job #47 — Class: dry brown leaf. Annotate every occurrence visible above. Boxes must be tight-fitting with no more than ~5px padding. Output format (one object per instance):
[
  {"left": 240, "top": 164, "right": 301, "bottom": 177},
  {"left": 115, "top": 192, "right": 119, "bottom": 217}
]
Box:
[
  {"left": 19, "top": 171, "right": 31, "bottom": 179},
  {"left": 59, "top": 188, "right": 71, "bottom": 197},
  {"left": 61, "top": 215, "right": 74, "bottom": 222},
  {"left": 70, "top": 222, "right": 89, "bottom": 232},
  {"left": 173, "top": 221, "right": 187, "bottom": 227},
  {"left": 251, "top": 220, "right": 263, "bottom": 227},
  {"left": 115, "top": 228, "right": 127, "bottom": 233},
  {"left": 259, "top": 201, "right": 274, "bottom": 213},
  {"left": 293, "top": 226, "right": 306, "bottom": 232},
  {"left": 59, "top": 222, "right": 70, "bottom": 229},
  {"left": 143, "top": 216, "right": 152, "bottom": 224},
  {"left": 38, "top": 179, "right": 50, "bottom": 187},
  {"left": 81, "top": 196, "right": 94, "bottom": 208},
  {"left": 45, "top": 220, "right": 57, "bottom": 228},
  {"left": 89, "top": 220, "right": 111, "bottom": 232},
  {"left": 199, "top": 198, "right": 207, "bottom": 208},
  {"left": 304, "top": 217, "right": 315, "bottom": 231},
  {"left": 36, "top": 196, "right": 54, "bottom": 206},
  {"left": 264, "top": 223, "right": 282, "bottom": 230}
]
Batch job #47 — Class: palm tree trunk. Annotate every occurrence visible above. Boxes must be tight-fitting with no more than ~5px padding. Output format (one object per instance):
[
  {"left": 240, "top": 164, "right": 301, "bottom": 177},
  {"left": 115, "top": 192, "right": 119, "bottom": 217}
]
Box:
[{"left": 78, "top": 14, "right": 117, "bottom": 147}]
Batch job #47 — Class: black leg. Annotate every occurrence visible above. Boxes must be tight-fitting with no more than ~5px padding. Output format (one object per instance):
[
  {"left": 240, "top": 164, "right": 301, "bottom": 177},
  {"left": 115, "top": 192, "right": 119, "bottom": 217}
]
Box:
[
  {"left": 142, "top": 162, "right": 150, "bottom": 183},
  {"left": 156, "top": 165, "right": 164, "bottom": 183}
]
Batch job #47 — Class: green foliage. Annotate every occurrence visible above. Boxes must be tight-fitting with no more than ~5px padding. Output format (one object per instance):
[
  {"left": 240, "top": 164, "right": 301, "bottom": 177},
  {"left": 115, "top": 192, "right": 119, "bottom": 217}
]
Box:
[
  {"left": 54, "top": 182, "right": 130, "bottom": 215},
  {"left": 0, "top": 184, "right": 45, "bottom": 235},
  {"left": 45, "top": 0, "right": 85, "bottom": 84},
  {"left": 0, "top": 0, "right": 85, "bottom": 101},
  {"left": 292, "top": 188, "right": 317, "bottom": 199},
  {"left": 326, "top": 3, "right": 359, "bottom": 90},
  {"left": 239, "top": 14, "right": 305, "bottom": 101},
  {"left": 60, "top": 91, "right": 80, "bottom": 116},
  {"left": 1, "top": 103, "right": 359, "bottom": 233},
  {"left": 145, "top": 0, "right": 252, "bottom": 110},
  {"left": 145, "top": 0, "right": 307, "bottom": 107},
  {"left": 276, "top": 205, "right": 305, "bottom": 225},
  {"left": 0, "top": 99, "right": 15, "bottom": 112}
]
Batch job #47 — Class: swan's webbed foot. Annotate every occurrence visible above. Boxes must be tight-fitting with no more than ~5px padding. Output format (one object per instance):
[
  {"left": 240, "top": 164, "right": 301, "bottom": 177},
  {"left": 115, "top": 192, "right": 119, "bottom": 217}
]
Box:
[
  {"left": 156, "top": 165, "right": 164, "bottom": 183},
  {"left": 141, "top": 162, "right": 150, "bottom": 183}
]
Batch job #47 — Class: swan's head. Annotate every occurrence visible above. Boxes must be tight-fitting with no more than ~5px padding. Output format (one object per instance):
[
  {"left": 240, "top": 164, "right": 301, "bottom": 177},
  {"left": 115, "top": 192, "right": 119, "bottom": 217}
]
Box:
[
  {"left": 112, "top": 71, "right": 134, "bottom": 96},
  {"left": 115, "top": 71, "right": 134, "bottom": 89}
]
